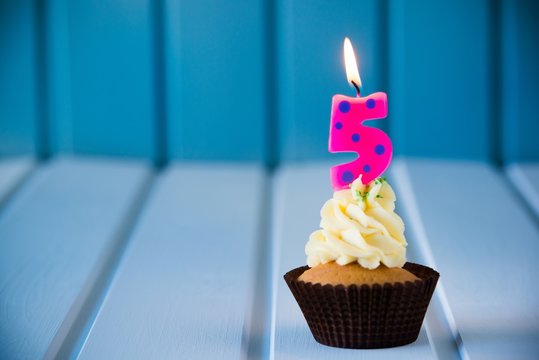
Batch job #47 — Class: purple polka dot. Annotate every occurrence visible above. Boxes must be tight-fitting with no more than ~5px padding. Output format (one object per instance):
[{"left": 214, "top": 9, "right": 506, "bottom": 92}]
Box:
[
  {"left": 374, "top": 144, "right": 385, "bottom": 155},
  {"left": 366, "top": 99, "right": 376, "bottom": 109},
  {"left": 363, "top": 164, "right": 371, "bottom": 173},
  {"left": 335, "top": 122, "right": 343, "bottom": 130},
  {"left": 351, "top": 133, "right": 360, "bottom": 142},
  {"left": 339, "top": 101, "right": 351, "bottom": 113},
  {"left": 342, "top": 171, "right": 354, "bottom": 183}
]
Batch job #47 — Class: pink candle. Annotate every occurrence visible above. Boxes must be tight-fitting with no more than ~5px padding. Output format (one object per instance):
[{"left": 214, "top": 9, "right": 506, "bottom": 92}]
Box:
[{"left": 329, "top": 38, "right": 393, "bottom": 190}]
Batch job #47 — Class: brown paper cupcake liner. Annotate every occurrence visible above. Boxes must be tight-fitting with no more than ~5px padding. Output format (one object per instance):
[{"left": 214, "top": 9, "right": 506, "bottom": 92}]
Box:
[{"left": 284, "top": 262, "right": 439, "bottom": 349}]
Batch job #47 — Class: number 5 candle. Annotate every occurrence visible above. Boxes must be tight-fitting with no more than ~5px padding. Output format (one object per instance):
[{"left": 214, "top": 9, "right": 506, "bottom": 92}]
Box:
[{"left": 329, "top": 38, "right": 392, "bottom": 190}]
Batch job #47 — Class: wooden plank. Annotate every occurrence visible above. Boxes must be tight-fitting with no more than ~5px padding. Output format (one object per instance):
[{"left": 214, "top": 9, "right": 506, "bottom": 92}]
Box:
[
  {"left": 45, "top": 0, "right": 156, "bottom": 159},
  {"left": 506, "top": 163, "right": 539, "bottom": 219},
  {"left": 0, "top": 157, "right": 34, "bottom": 208},
  {"left": 390, "top": 161, "right": 461, "bottom": 360},
  {"left": 0, "top": 0, "right": 38, "bottom": 155},
  {"left": 392, "top": 159, "right": 539, "bottom": 359},
  {"left": 502, "top": 0, "right": 539, "bottom": 162},
  {"left": 0, "top": 157, "right": 151, "bottom": 359},
  {"left": 77, "top": 164, "right": 266, "bottom": 359},
  {"left": 164, "top": 0, "right": 267, "bottom": 162},
  {"left": 277, "top": 0, "right": 385, "bottom": 161},
  {"left": 271, "top": 164, "right": 436, "bottom": 359},
  {"left": 389, "top": 0, "right": 492, "bottom": 160}
]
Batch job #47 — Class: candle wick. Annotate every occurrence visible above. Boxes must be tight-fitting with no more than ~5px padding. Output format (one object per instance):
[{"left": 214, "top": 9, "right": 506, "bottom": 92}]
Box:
[{"left": 351, "top": 81, "right": 361, "bottom": 97}]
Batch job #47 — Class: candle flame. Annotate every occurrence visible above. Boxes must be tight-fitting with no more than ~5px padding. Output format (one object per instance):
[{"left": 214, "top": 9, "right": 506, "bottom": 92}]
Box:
[{"left": 344, "top": 37, "right": 362, "bottom": 90}]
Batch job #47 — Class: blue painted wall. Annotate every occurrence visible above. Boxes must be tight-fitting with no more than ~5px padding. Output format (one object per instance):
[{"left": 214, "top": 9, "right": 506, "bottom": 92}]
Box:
[
  {"left": 277, "top": 0, "right": 385, "bottom": 162},
  {"left": 164, "top": 0, "right": 267, "bottom": 163},
  {"left": 389, "top": 0, "right": 492, "bottom": 160},
  {"left": 47, "top": 0, "right": 157, "bottom": 160},
  {"left": 0, "top": 0, "right": 38, "bottom": 156},
  {"left": 0, "top": 0, "right": 538, "bottom": 164},
  {"left": 502, "top": 0, "right": 539, "bottom": 163}
]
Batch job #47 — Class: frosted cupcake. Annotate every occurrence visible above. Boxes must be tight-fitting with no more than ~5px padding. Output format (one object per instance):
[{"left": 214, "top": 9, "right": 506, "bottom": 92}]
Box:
[{"left": 284, "top": 175, "right": 439, "bottom": 349}]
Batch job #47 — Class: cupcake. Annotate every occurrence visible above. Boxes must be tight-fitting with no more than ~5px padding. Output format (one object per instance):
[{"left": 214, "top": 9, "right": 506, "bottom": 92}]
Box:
[{"left": 284, "top": 175, "right": 439, "bottom": 349}]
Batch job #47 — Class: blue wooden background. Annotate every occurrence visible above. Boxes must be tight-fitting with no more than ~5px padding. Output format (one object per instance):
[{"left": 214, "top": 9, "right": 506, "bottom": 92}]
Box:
[{"left": 1, "top": 0, "right": 538, "bottom": 164}]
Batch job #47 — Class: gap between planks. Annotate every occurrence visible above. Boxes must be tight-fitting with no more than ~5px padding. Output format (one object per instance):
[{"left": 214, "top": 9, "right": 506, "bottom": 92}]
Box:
[
  {"left": 0, "top": 157, "right": 154, "bottom": 359},
  {"left": 391, "top": 160, "right": 464, "bottom": 360},
  {"left": 0, "top": 157, "right": 35, "bottom": 214},
  {"left": 505, "top": 163, "right": 539, "bottom": 221},
  {"left": 44, "top": 166, "right": 156, "bottom": 360},
  {"left": 73, "top": 164, "right": 270, "bottom": 359},
  {"left": 242, "top": 168, "right": 274, "bottom": 360},
  {"left": 393, "top": 158, "right": 539, "bottom": 359}
]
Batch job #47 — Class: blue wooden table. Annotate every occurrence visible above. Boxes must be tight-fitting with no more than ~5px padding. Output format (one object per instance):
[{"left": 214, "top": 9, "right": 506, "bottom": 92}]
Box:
[{"left": 1, "top": 156, "right": 538, "bottom": 360}]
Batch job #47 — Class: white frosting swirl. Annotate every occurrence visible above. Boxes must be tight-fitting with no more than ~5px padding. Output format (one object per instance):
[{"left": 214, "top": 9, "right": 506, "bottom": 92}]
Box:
[{"left": 306, "top": 176, "right": 407, "bottom": 269}]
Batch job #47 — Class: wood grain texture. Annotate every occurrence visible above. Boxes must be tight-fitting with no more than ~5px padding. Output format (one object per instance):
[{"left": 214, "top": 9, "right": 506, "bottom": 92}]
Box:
[
  {"left": 45, "top": 0, "right": 156, "bottom": 159},
  {"left": 389, "top": 0, "right": 492, "bottom": 160},
  {"left": 0, "top": 157, "right": 151, "bottom": 359},
  {"left": 0, "top": 157, "right": 34, "bottom": 208},
  {"left": 392, "top": 159, "right": 539, "bottom": 359},
  {"left": 506, "top": 163, "right": 539, "bottom": 219},
  {"left": 164, "top": 0, "right": 266, "bottom": 162},
  {"left": 77, "top": 164, "right": 265, "bottom": 359},
  {"left": 271, "top": 164, "right": 436, "bottom": 359},
  {"left": 277, "top": 0, "right": 384, "bottom": 162},
  {"left": 0, "top": 0, "right": 38, "bottom": 155}
]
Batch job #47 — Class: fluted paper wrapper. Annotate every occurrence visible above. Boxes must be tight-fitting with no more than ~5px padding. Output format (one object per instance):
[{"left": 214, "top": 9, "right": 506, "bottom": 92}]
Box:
[{"left": 284, "top": 262, "right": 439, "bottom": 349}]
